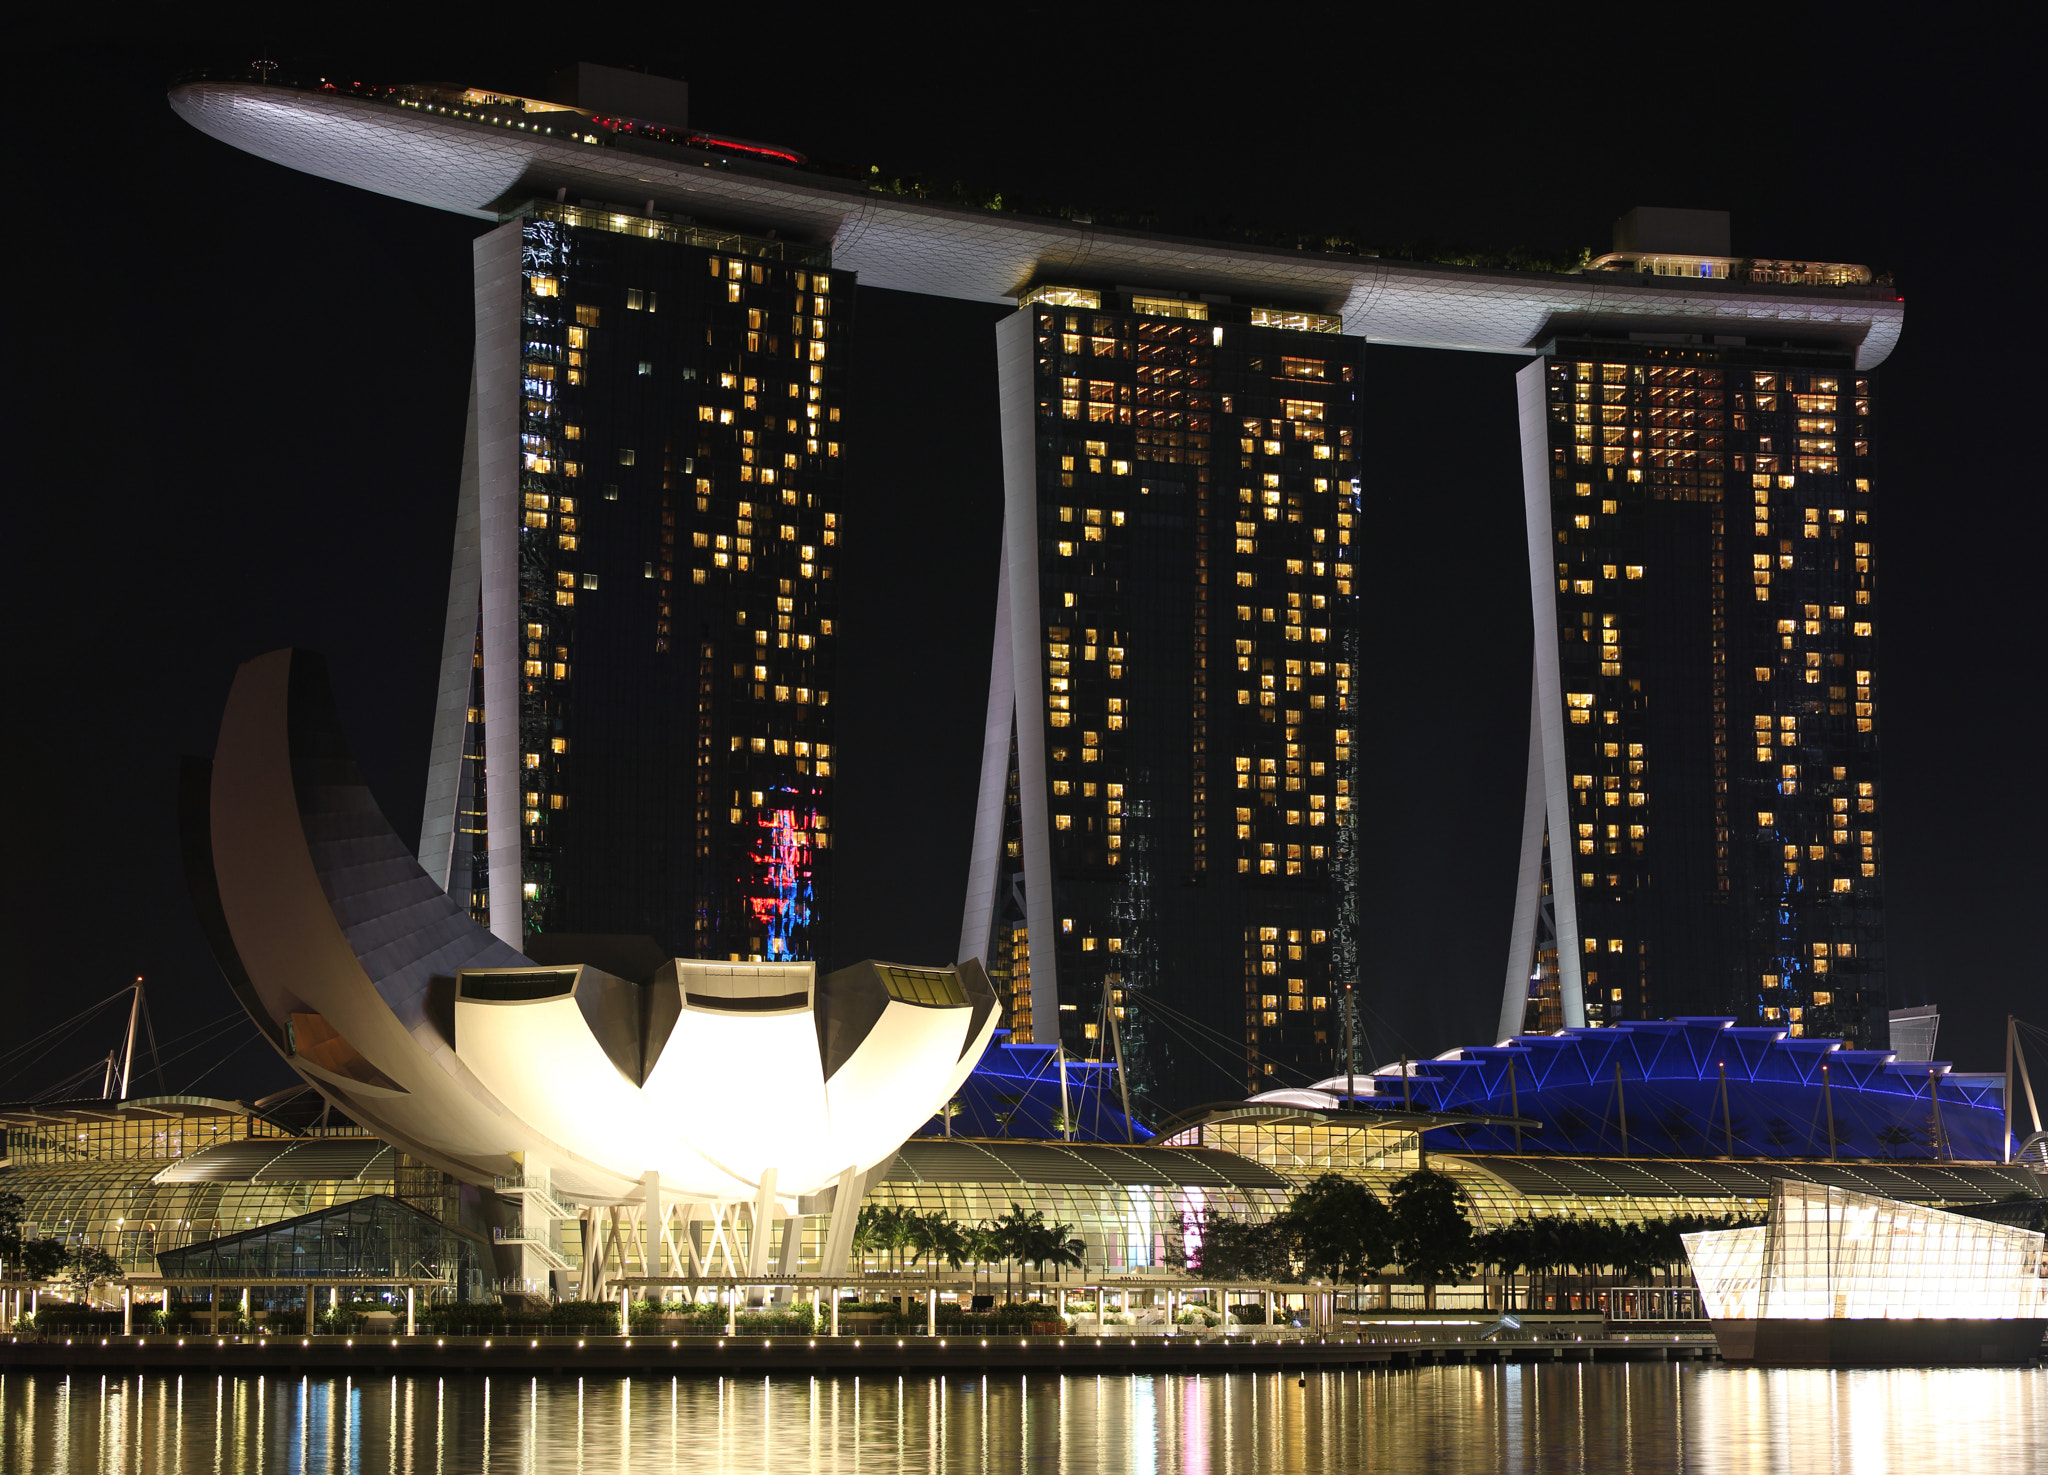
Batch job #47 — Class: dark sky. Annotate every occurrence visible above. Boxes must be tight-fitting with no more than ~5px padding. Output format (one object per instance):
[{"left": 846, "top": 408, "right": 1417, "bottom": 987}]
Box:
[{"left": 12, "top": 11, "right": 2040, "bottom": 1103}]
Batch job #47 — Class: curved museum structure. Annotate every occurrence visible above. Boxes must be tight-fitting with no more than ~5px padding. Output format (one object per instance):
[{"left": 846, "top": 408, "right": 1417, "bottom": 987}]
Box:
[{"left": 183, "top": 648, "right": 998, "bottom": 1208}]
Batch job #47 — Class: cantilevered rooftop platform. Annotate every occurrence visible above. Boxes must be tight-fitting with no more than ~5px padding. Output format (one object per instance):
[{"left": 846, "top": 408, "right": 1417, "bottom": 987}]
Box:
[{"left": 168, "top": 76, "right": 1902, "bottom": 367}]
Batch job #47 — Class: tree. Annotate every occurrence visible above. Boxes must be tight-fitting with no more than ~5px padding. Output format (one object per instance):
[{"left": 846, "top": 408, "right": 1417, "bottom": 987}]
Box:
[
  {"left": 1286, "top": 1175, "right": 1393, "bottom": 1284},
  {"left": 960, "top": 1222, "right": 1001, "bottom": 1291},
  {"left": 63, "top": 1244, "right": 122, "bottom": 1298},
  {"left": 1472, "top": 1219, "right": 1535, "bottom": 1311},
  {"left": 912, "top": 1211, "right": 967, "bottom": 1271},
  {"left": 20, "top": 1238, "right": 68, "bottom": 1282},
  {"left": 1181, "top": 1210, "right": 1295, "bottom": 1283},
  {"left": 989, "top": 1204, "right": 1050, "bottom": 1303},
  {"left": 0, "top": 1190, "right": 23, "bottom": 1276},
  {"left": 1388, "top": 1170, "right": 1474, "bottom": 1308},
  {"left": 1019, "top": 1219, "right": 1086, "bottom": 1292}
]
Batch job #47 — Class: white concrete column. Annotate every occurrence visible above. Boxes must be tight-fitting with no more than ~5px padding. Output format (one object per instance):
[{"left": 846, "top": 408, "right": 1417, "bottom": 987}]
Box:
[
  {"left": 471, "top": 220, "right": 526, "bottom": 946},
  {"left": 818, "top": 1167, "right": 867, "bottom": 1275},
  {"left": 958, "top": 527, "right": 1016, "bottom": 971},
  {"left": 620, "top": 1283, "right": 630, "bottom": 1337},
  {"left": 406, "top": 1287, "right": 415, "bottom": 1337},
  {"left": 419, "top": 362, "right": 484, "bottom": 892},
  {"left": 1499, "top": 668, "right": 1549, "bottom": 1043},
  {"left": 122, "top": 1285, "right": 132, "bottom": 1336},
  {"left": 927, "top": 1287, "right": 936, "bottom": 1337},
  {"left": 1515, "top": 358, "right": 1586, "bottom": 1026},
  {"left": 994, "top": 310, "right": 1061, "bottom": 1034},
  {"left": 747, "top": 1170, "right": 778, "bottom": 1279},
  {"left": 778, "top": 1213, "right": 804, "bottom": 1282},
  {"left": 830, "top": 1288, "right": 840, "bottom": 1337},
  {"left": 641, "top": 1170, "right": 663, "bottom": 1281}
]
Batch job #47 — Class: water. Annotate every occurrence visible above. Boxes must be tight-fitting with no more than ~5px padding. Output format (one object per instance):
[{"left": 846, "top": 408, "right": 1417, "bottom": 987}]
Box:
[{"left": 2, "top": 1364, "right": 2043, "bottom": 1473}]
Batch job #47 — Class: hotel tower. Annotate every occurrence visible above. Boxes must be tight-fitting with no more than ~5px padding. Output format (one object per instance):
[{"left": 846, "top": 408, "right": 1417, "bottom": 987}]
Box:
[
  {"left": 1500, "top": 210, "right": 1890, "bottom": 1049},
  {"left": 956, "top": 291, "right": 1365, "bottom": 1102}
]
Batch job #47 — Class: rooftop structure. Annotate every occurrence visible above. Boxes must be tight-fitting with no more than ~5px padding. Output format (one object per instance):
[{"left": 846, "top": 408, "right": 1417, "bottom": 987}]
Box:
[
  {"left": 1243, "top": 1017, "right": 2013, "bottom": 1162},
  {"left": 166, "top": 74, "right": 1902, "bottom": 367}
]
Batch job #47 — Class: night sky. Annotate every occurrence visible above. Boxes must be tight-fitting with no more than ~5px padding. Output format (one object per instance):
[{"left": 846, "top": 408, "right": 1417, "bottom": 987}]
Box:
[{"left": 12, "top": 13, "right": 2039, "bottom": 1104}]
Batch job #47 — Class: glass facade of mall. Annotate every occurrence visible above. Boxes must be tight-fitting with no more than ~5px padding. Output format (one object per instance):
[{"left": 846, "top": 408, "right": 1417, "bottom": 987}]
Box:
[
  {"left": 1, "top": 1100, "right": 448, "bottom": 1278},
  {"left": 1686, "top": 1179, "right": 2048, "bottom": 1320},
  {"left": 5, "top": 1098, "right": 2040, "bottom": 1300},
  {"left": 157, "top": 1195, "right": 483, "bottom": 1289}
]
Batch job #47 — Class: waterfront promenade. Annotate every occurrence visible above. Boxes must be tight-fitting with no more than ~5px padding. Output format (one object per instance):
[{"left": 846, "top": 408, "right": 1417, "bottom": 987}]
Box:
[{"left": 0, "top": 1327, "right": 1719, "bottom": 1377}]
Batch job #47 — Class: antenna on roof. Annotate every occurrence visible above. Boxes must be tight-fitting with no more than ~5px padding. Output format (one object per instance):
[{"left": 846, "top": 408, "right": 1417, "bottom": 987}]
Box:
[{"left": 119, "top": 977, "right": 143, "bottom": 1100}]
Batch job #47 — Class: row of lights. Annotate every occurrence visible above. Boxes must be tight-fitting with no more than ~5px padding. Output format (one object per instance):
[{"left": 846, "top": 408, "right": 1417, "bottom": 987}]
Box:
[
  {"left": 391, "top": 98, "right": 558, "bottom": 136},
  {"left": 54, "top": 1334, "right": 1451, "bottom": 1353}
]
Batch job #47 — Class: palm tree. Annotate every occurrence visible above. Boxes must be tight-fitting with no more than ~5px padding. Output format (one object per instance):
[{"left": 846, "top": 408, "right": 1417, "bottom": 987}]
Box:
[
  {"left": 962, "top": 1223, "right": 1000, "bottom": 1299},
  {"left": 1474, "top": 1220, "right": 1534, "bottom": 1313},
  {"left": 851, "top": 1205, "right": 884, "bottom": 1272},
  {"left": 1527, "top": 1217, "right": 1566, "bottom": 1311},
  {"left": 909, "top": 1210, "right": 965, "bottom": 1273},
  {"left": 990, "top": 1204, "right": 1048, "bottom": 1305},
  {"left": 1021, "top": 1220, "right": 1086, "bottom": 1299}
]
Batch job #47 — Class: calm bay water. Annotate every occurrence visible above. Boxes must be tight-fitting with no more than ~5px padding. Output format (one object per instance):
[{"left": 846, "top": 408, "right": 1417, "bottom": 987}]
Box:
[{"left": 3, "top": 1363, "right": 2043, "bottom": 1474}]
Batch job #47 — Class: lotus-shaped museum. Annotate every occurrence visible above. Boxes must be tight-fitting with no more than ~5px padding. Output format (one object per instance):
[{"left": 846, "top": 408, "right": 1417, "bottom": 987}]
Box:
[{"left": 184, "top": 649, "right": 997, "bottom": 1210}]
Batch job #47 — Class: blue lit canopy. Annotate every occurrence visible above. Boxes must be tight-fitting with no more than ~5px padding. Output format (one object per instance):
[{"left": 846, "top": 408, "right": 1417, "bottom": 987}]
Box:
[
  {"left": 1251, "top": 1019, "right": 2009, "bottom": 1162},
  {"left": 919, "top": 1035, "right": 1152, "bottom": 1144}
]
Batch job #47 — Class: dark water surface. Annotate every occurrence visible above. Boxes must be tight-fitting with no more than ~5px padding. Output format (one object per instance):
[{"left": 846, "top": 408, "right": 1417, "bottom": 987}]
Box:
[{"left": 3, "top": 1364, "right": 2043, "bottom": 1473}]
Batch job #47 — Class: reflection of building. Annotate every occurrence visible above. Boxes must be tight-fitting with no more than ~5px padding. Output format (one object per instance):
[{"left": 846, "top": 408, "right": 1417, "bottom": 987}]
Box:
[
  {"left": 417, "top": 204, "right": 849, "bottom": 964},
  {"left": 1501, "top": 211, "right": 1891, "bottom": 1048},
  {"left": 959, "top": 292, "right": 1363, "bottom": 1108},
  {"left": 1685, "top": 1179, "right": 2048, "bottom": 1364}
]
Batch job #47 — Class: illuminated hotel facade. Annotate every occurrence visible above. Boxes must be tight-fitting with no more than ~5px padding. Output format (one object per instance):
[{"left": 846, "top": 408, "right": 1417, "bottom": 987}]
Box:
[
  {"left": 166, "top": 77, "right": 1905, "bottom": 1079},
  {"left": 957, "top": 291, "right": 1363, "bottom": 1101},
  {"left": 414, "top": 206, "right": 849, "bottom": 963},
  {"left": 1500, "top": 216, "right": 1889, "bottom": 1046}
]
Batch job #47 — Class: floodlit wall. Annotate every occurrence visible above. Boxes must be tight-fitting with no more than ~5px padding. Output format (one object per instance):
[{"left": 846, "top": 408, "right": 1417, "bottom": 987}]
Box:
[
  {"left": 1682, "top": 1224, "right": 1767, "bottom": 1318},
  {"left": 1685, "top": 1181, "right": 2047, "bottom": 1320}
]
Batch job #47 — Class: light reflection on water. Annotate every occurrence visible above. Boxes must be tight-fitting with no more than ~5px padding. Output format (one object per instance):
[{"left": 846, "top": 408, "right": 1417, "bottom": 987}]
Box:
[{"left": 1, "top": 1363, "right": 2042, "bottom": 1474}]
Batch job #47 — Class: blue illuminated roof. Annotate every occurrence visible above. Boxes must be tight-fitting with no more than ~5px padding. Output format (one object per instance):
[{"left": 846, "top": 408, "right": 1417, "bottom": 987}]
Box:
[
  {"left": 1281, "top": 1019, "right": 2012, "bottom": 1163},
  {"left": 920, "top": 1034, "right": 1151, "bottom": 1144}
]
